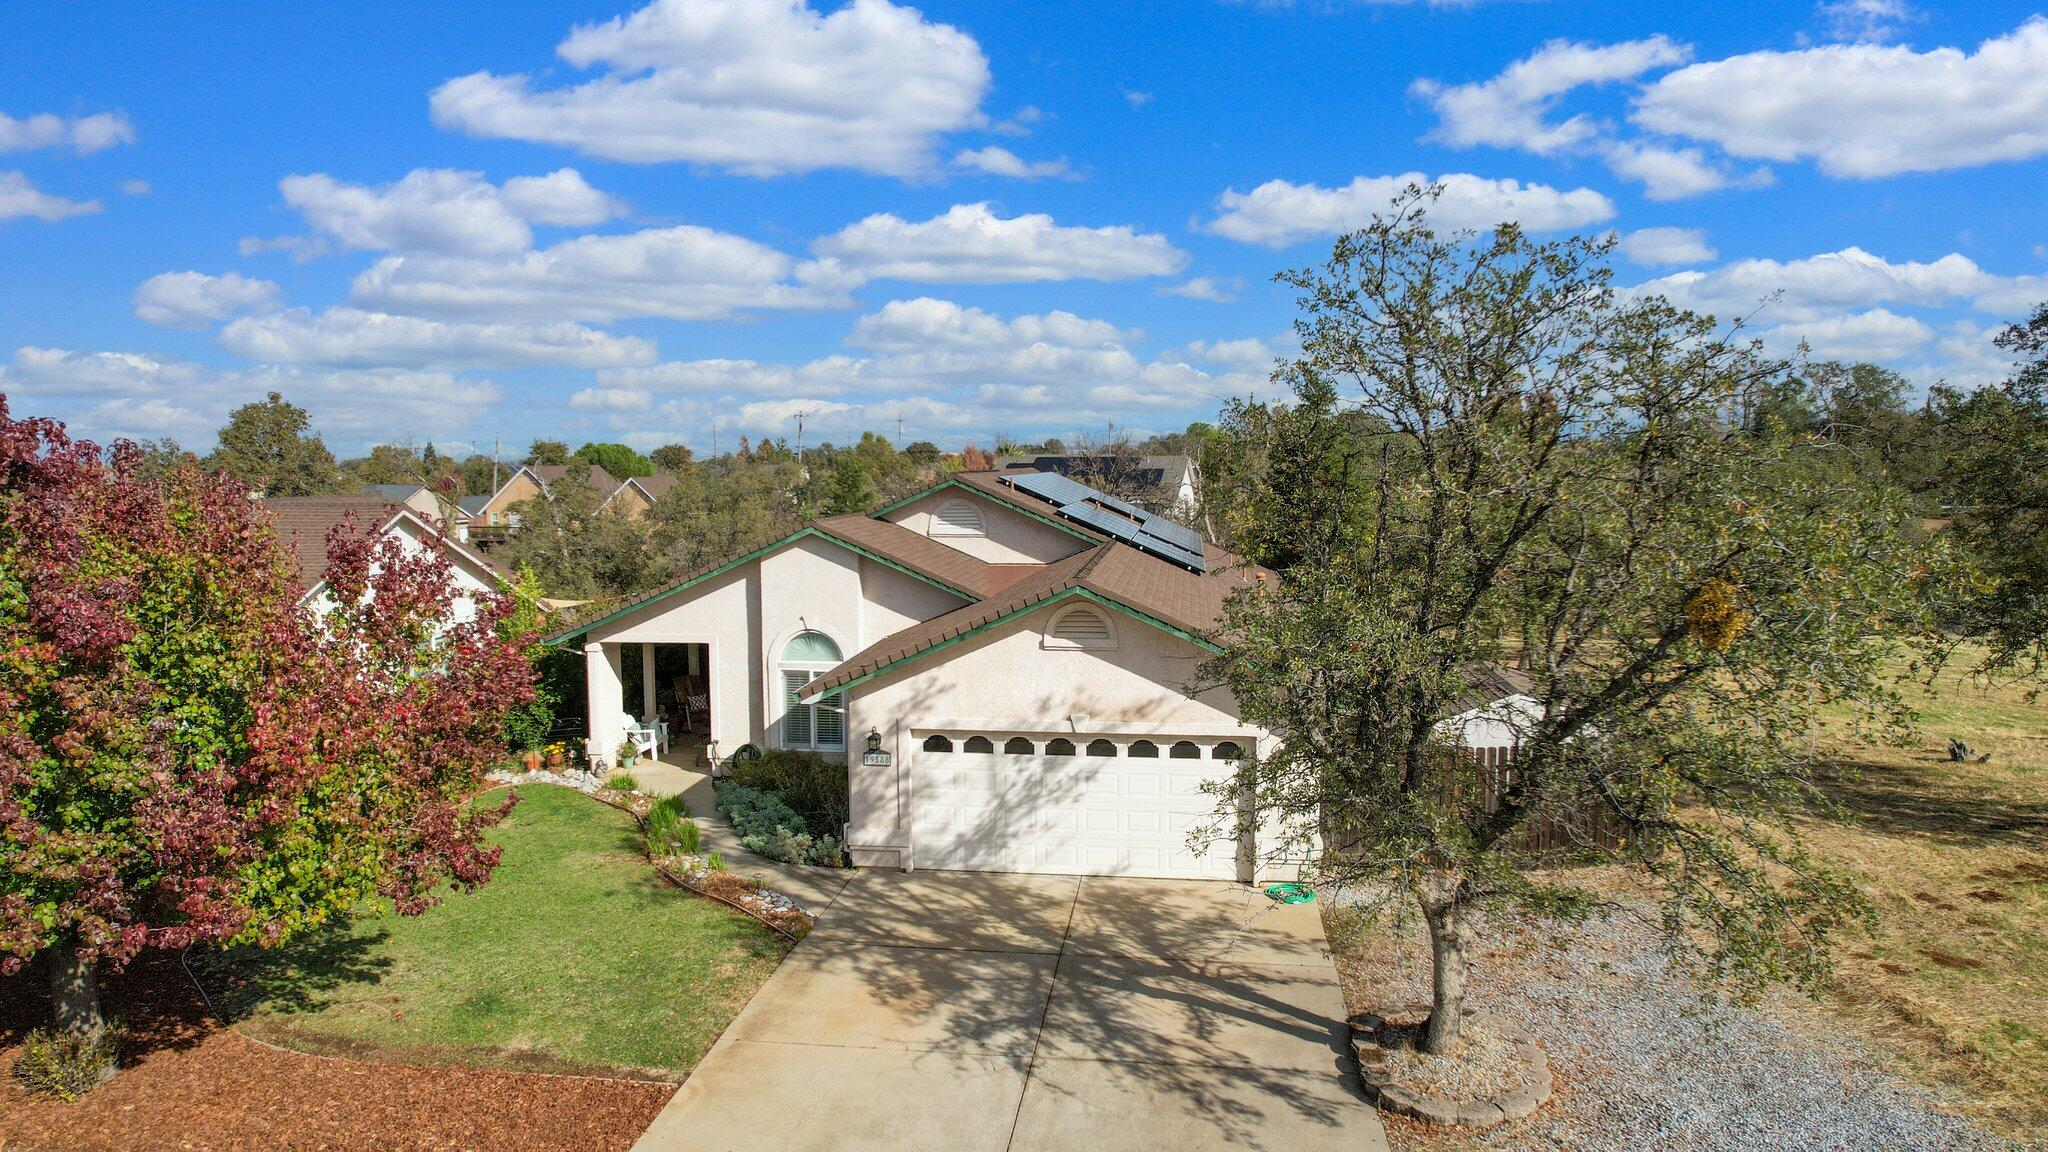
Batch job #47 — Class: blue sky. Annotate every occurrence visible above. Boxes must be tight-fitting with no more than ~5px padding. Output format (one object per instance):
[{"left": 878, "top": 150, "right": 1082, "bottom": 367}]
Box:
[{"left": 2, "top": 0, "right": 2044, "bottom": 457}]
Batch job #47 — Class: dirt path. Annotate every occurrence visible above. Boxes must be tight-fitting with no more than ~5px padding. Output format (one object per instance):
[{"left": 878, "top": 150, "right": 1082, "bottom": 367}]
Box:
[{"left": 0, "top": 954, "right": 672, "bottom": 1152}]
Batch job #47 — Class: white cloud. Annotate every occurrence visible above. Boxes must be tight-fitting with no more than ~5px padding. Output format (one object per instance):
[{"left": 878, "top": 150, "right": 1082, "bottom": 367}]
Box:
[
  {"left": 350, "top": 224, "right": 848, "bottom": 323},
  {"left": 1123, "top": 90, "right": 1154, "bottom": 108},
  {"left": 1616, "top": 227, "right": 1716, "bottom": 266},
  {"left": 569, "top": 387, "right": 655, "bottom": 412},
  {"left": 0, "top": 171, "right": 101, "bottom": 222},
  {"left": 133, "top": 271, "right": 283, "bottom": 329},
  {"left": 1634, "top": 19, "right": 2048, "bottom": 178},
  {"left": 1, "top": 347, "right": 207, "bottom": 396},
  {"left": 1765, "top": 308, "right": 1936, "bottom": 360},
  {"left": 1629, "top": 247, "right": 2046, "bottom": 324},
  {"left": 1603, "top": 141, "right": 1770, "bottom": 201},
  {"left": 1204, "top": 172, "right": 1614, "bottom": 247},
  {"left": 238, "top": 234, "right": 331, "bottom": 263},
  {"left": 1412, "top": 35, "right": 1690, "bottom": 154},
  {"left": 278, "top": 167, "right": 625, "bottom": 257},
  {"left": 429, "top": 0, "right": 990, "bottom": 178},
  {"left": 0, "top": 110, "right": 135, "bottom": 154},
  {"left": 1160, "top": 276, "right": 1244, "bottom": 303},
  {"left": 121, "top": 179, "right": 151, "bottom": 196},
  {"left": 814, "top": 202, "right": 1187, "bottom": 283},
  {"left": 500, "top": 169, "right": 631, "bottom": 226},
  {"left": 1817, "top": 0, "right": 1921, "bottom": 45},
  {"left": 951, "top": 147, "right": 1077, "bottom": 180},
  {"left": 218, "top": 307, "right": 656, "bottom": 369},
  {"left": 579, "top": 298, "right": 1280, "bottom": 447},
  {"left": 3, "top": 347, "right": 502, "bottom": 451}
]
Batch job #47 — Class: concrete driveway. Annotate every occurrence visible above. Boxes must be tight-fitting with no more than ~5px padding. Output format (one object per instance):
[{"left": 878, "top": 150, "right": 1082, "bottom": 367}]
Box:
[{"left": 632, "top": 870, "right": 1386, "bottom": 1152}]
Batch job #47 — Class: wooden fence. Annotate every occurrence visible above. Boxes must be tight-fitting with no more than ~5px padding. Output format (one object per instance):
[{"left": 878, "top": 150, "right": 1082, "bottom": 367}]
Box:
[{"left": 1464, "top": 745, "right": 1632, "bottom": 853}]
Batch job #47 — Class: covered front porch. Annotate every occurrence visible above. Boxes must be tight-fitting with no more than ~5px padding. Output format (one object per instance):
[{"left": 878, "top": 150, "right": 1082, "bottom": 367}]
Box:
[{"left": 583, "top": 639, "right": 717, "bottom": 775}]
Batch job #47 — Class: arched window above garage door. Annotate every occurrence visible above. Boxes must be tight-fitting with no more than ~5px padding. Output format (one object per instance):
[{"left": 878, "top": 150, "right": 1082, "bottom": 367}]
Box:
[
  {"left": 1213, "top": 741, "right": 1243, "bottom": 761},
  {"left": 923, "top": 734, "right": 954, "bottom": 752},
  {"left": 1129, "top": 740, "right": 1159, "bottom": 758},
  {"left": 931, "top": 499, "right": 985, "bottom": 537},
  {"left": 1169, "top": 740, "right": 1202, "bottom": 759},
  {"left": 1086, "top": 739, "right": 1119, "bottom": 757},
  {"left": 1004, "top": 737, "right": 1035, "bottom": 755},
  {"left": 1046, "top": 738, "right": 1077, "bottom": 756},
  {"left": 1044, "top": 604, "right": 1116, "bottom": 650},
  {"left": 964, "top": 736, "right": 994, "bottom": 754}
]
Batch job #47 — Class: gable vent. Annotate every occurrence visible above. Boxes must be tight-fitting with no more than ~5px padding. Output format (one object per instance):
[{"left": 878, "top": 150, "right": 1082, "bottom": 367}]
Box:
[
  {"left": 931, "top": 499, "right": 985, "bottom": 537},
  {"left": 1047, "top": 606, "right": 1115, "bottom": 649}
]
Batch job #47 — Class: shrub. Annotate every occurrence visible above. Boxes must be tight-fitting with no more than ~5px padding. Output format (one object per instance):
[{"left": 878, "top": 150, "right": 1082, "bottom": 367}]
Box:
[
  {"left": 714, "top": 781, "right": 842, "bottom": 866},
  {"left": 724, "top": 749, "right": 848, "bottom": 840},
  {"left": 704, "top": 852, "right": 726, "bottom": 871},
  {"left": 13, "top": 1024, "right": 120, "bottom": 1100},
  {"left": 502, "top": 696, "right": 554, "bottom": 753},
  {"left": 645, "top": 796, "right": 701, "bottom": 855},
  {"left": 606, "top": 772, "right": 639, "bottom": 792}
]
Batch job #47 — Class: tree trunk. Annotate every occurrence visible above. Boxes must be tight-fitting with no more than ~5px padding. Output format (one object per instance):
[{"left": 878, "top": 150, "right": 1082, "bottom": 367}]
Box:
[
  {"left": 1417, "top": 873, "right": 1470, "bottom": 1056},
  {"left": 49, "top": 947, "right": 104, "bottom": 1037}
]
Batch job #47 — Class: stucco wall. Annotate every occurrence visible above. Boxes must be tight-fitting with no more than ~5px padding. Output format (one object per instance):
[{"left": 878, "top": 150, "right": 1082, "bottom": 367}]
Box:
[
  {"left": 882, "top": 487, "right": 1089, "bottom": 565},
  {"left": 583, "top": 534, "right": 972, "bottom": 762},
  {"left": 842, "top": 598, "right": 1261, "bottom": 856},
  {"left": 481, "top": 470, "right": 543, "bottom": 525},
  {"left": 305, "top": 515, "right": 495, "bottom": 628}
]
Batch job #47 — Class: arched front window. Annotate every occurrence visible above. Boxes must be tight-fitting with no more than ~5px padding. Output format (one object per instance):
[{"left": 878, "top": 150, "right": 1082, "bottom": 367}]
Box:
[{"left": 779, "top": 631, "right": 844, "bottom": 750}]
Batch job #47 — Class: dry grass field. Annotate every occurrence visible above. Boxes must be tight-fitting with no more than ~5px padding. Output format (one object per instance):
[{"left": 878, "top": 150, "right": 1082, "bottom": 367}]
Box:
[{"left": 1803, "top": 659, "right": 2048, "bottom": 1135}]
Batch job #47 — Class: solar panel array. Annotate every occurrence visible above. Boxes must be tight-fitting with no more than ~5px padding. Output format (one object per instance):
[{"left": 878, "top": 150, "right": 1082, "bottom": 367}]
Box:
[{"left": 1003, "top": 472, "right": 1208, "bottom": 572}]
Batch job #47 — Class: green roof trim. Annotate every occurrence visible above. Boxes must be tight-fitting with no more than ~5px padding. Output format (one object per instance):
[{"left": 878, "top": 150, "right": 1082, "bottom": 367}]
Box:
[
  {"left": 868, "top": 476, "right": 1097, "bottom": 542},
  {"left": 544, "top": 526, "right": 975, "bottom": 646},
  {"left": 801, "top": 585, "right": 1220, "bottom": 700}
]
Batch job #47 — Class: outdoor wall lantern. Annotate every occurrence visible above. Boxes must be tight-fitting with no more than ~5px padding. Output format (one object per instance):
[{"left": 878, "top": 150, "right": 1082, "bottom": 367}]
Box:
[{"left": 861, "top": 728, "right": 892, "bottom": 768}]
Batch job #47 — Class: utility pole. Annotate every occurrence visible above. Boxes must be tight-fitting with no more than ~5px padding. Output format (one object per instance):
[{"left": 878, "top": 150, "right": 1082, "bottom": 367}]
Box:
[
  {"left": 491, "top": 436, "right": 501, "bottom": 493},
  {"left": 712, "top": 421, "right": 718, "bottom": 457},
  {"left": 794, "top": 410, "right": 811, "bottom": 457},
  {"left": 896, "top": 417, "right": 904, "bottom": 448}
]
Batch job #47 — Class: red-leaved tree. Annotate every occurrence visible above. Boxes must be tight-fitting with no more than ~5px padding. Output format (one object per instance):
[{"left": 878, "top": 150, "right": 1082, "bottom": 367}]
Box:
[{"left": 0, "top": 396, "right": 535, "bottom": 1055}]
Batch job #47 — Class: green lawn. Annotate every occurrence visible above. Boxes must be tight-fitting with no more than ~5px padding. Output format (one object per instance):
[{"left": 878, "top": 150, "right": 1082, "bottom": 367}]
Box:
[{"left": 194, "top": 784, "right": 788, "bottom": 1079}]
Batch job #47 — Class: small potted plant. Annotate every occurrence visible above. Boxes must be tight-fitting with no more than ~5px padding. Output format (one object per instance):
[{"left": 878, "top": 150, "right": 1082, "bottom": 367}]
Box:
[
  {"left": 544, "top": 741, "right": 567, "bottom": 770},
  {"left": 618, "top": 739, "right": 639, "bottom": 771},
  {"left": 521, "top": 743, "right": 544, "bottom": 772}
]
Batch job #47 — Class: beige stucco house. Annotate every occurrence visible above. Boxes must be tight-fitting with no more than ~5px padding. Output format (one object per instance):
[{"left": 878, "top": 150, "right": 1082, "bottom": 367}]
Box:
[{"left": 552, "top": 470, "right": 1280, "bottom": 880}]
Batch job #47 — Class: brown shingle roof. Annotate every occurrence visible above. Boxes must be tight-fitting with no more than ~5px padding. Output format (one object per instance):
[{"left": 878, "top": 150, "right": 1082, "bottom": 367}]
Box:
[
  {"left": 528, "top": 463, "right": 620, "bottom": 495},
  {"left": 1449, "top": 664, "right": 1536, "bottom": 715},
  {"left": 261, "top": 494, "right": 399, "bottom": 592},
  {"left": 630, "top": 473, "right": 680, "bottom": 501},
  {"left": 801, "top": 530, "right": 1270, "bottom": 697},
  {"left": 814, "top": 514, "right": 1007, "bottom": 597}
]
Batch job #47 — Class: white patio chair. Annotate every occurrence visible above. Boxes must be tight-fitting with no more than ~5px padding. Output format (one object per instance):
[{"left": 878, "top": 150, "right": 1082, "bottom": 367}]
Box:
[{"left": 619, "top": 712, "right": 661, "bottom": 760}]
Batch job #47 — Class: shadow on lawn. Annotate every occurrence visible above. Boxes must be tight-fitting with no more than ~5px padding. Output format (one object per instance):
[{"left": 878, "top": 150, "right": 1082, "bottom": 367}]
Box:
[
  {"left": 187, "top": 924, "right": 396, "bottom": 1024},
  {"left": 1818, "top": 756, "right": 2048, "bottom": 849}
]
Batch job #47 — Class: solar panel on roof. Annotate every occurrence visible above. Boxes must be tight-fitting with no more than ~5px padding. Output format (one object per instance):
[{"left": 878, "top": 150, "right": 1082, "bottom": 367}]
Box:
[
  {"left": 1008, "top": 471, "right": 1096, "bottom": 507},
  {"left": 1000, "top": 470, "right": 1208, "bottom": 572}
]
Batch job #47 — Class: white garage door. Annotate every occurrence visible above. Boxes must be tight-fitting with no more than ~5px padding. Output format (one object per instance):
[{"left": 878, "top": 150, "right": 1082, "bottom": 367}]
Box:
[{"left": 912, "top": 734, "right": 1247, "bottom": 879}]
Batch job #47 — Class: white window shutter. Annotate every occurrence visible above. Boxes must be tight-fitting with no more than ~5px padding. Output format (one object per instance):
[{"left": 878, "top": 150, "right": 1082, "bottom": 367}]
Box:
[{"left": 782, "top": 670, "right": 813, "bottom": 747}]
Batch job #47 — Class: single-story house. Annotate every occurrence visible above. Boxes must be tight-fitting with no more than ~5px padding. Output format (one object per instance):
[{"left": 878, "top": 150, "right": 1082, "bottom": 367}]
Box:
[
  {"left": 602, "top": 472, "right": 680, "bottom": 519},
  {"left": 549, "top": 470, "right": 1534, "bottom": 881},
  {"left": 263, "top": 494, "right": 506, "bottom": 626}
]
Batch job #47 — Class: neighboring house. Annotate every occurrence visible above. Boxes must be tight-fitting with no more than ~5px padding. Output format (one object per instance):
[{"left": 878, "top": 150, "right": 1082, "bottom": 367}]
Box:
[
  {"left": 263, "top": 494, "right": 506, "bottom": 627},
  {"left": 364, "top": 483, "right": 447, "bottom": 526},
  {"left": 468, "top": 463, "right": 676, "bottom": 529},
  {"left": 603, "top": 472, "right": 680, "bottom": 519},
  {"left": 995, "top": 454, "right": 1200, "bottom": 517}
]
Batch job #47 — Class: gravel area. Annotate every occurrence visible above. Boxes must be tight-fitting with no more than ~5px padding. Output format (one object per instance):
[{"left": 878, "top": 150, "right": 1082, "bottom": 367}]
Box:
[{"left": 1331, "top": 908, "right": 2035, "bottom": 1151}]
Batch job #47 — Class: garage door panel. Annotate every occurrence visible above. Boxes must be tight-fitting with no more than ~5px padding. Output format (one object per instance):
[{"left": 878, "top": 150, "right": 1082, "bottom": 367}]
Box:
[{"left": 914, "top": 742, "right": 1243, "bottom": 879}]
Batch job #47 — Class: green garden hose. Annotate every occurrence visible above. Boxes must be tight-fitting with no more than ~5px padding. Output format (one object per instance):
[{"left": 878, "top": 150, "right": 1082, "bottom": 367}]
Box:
[{"left": 1264, "top": 881, "right": 1316, "bottom": 904}]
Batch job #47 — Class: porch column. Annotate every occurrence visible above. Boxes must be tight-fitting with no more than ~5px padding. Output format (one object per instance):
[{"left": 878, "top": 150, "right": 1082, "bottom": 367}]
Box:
[
  {"left": 586, "top": 642, "right": 624, "bottom": 768},
  {"left": 640, "top": 643, "right": 658, "bottom": 723}
]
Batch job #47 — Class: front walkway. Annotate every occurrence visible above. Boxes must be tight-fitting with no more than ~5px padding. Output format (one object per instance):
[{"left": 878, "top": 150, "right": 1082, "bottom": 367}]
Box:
[{"left": 631, "top": 868, "right": 1386, "bottom": 1152}]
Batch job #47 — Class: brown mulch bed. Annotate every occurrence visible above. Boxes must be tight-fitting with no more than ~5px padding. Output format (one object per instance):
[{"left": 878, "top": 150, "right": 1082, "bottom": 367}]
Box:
[{"left": 0, "top": 953, "right": 673, "bottom": 1152}]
